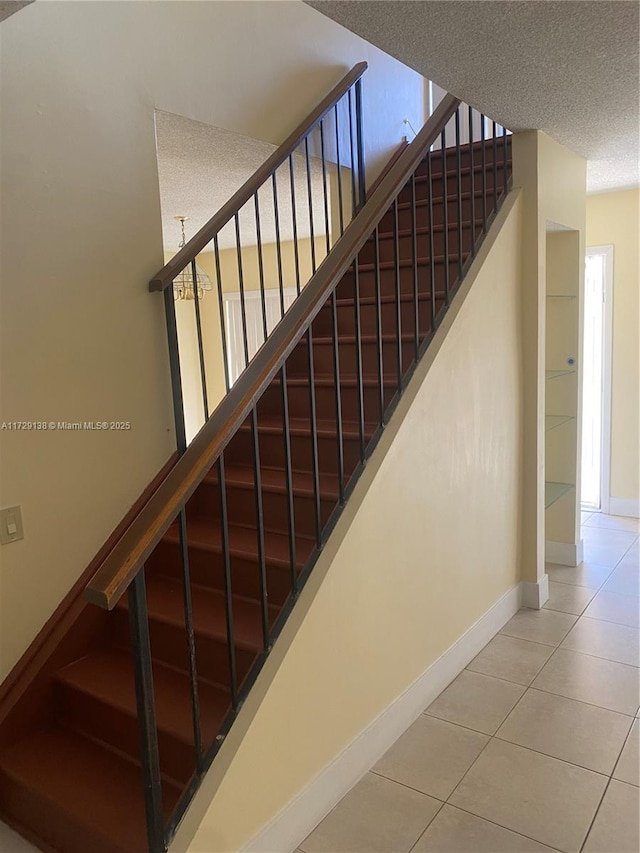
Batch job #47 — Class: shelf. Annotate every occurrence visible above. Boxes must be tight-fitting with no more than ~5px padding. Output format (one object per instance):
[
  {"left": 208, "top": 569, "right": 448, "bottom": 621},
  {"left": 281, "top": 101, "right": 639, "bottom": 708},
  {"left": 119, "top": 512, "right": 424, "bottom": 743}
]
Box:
[
  {"left": 546, "top": 369, "right": 576, "bottom": 381},
  {"left": 545, "top": 415, "right": 575, "bottom": 432},
  {"left": 547, "top": 294, "right": 576, "bottom": 300},
  {"left": 545, "top": 481, "right": 574, "bottom": 509}
]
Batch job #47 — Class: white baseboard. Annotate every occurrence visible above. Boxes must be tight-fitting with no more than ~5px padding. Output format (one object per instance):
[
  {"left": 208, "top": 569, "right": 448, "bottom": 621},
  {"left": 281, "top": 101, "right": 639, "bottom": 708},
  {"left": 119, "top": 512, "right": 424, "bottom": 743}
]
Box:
[
  {"left": 609, "top": 498, "right": 640, "bottom": 519},
  {"left": 521, "top": 573, "right": 549, "bottom": 609},
  {"left": 545, "top": 539, "right": 584, "bottom": 567},
  {"left": 242, "top": 582, "right": 523, "bottom": 853}
]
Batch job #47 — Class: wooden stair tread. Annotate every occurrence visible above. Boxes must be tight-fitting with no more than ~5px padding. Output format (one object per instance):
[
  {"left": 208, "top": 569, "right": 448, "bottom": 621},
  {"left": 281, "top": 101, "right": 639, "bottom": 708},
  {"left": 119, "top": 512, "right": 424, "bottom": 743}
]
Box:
[
  {"left": 0, "top": 726, "right": 180, "bottom": 853},
  {"left": 163, "top": 517, "right": 315, "bottom": 568},
  {"left": 56, "top": 648, "right": 230, "bottom": 747},
  {"left": 117, "top": 575, "right": 277, "bottom": 652},
  {"left": 204, "top": 463, "right": 340, "bottom": 500},
  {"left": 242, "top": 414, "right": 374, "bottom": 439}
]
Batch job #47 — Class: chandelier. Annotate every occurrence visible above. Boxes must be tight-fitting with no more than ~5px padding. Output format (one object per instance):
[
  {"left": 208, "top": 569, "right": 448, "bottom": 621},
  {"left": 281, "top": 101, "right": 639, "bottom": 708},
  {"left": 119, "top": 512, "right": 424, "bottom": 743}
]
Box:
[{"left": 172, "top": 216, "right": 214, "bottom": 301}]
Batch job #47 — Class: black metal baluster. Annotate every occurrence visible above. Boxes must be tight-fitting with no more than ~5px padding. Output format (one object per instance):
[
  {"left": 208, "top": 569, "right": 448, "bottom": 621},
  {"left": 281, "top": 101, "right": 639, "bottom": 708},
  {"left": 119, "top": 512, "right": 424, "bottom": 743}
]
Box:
[
  {"left": 410, "top": 174, "right": 419, "bottom": 358},
  {"left": 128, "top": 570, "right": 165, "bottom": 853},
  {"left": 177, "top": 508, "right": 203, "bottom": 775},
  {"left": 217, "top": 454, "right": 238, "bottom": 710},
  {"left": 250, "top": 408, "right": 269, "bottom": 651},
  {"left": 254, "top": 192, "right": 268, "bottom": 342},
  {"left": 334, "top": 103, "right": 345, "bottom": 236},
  {"left": 480, "top": 115, "right": 488, "bottom": 234},
  {"left": 272, "top": 172, "right": 285, "bottom": 318},
  {"left": 348, "top": 88, "right": 358, "bottom": 217},
  {"left": 163, "top": 288, "right": 187, "bottom": 453},
  {"left": 234, "top": 214, "right": 249, "bottom": 369},
  {"left": 191, "top": 260, "right": 209, "bottom": 420},
  {"left": 354, "top": 78, "right": 366, "bottom": 209},
  {"left": 468, "top": 106, "right": 476, "bottom": 257},
  {"left": 492, "top": 120, "right": 498, "bottom": 213},
  {"left": 441, "top": 128, "right": 450, "bottom": 306},
  {"left": 393, "top": 198, "right": 403, "bottom": 389},
  {"left": 352, "top": 258, "right": 366, "bottom": 461},
  {"left": 454, "top": 109, "right": 463, "bottom": 284},
  {"left": 373, "top": 227, "right": 384, "bottom": 425},
  {"left": 214, "top": 235, "right": 230, "bottom": 393},
  {"left": 304, "top": 137, "right": 317, "bottom": 274},
  {"left": 426, "top": 153, "right": 436, "bottom": 333},
  {"left": 330, "top": 292, "right": 345, "bottom": 504},
  {"left": 503, "top": 125, "right": 509, "bottom": 198},
  {"left": 279, "top": 364, "right": 297, "bottom": 595},
  {"left": 320, "top": 119, "right": 331, "bottom": 257},
  {"left": 306, "top": 328, "right": 322, "bottom": 547},
  {"left": 288, "top": 154, "right": 302, "bottom": 296}
]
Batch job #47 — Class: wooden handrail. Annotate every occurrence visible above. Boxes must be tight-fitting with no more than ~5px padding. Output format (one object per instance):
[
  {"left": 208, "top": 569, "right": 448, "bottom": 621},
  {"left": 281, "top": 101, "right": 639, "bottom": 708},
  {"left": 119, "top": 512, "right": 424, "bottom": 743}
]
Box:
[
  {"left": 85, "top": 94, "right": 460, "bottom": 610},
  {"left": 149, "top": 61, "right": 368, "bottom": 292}
]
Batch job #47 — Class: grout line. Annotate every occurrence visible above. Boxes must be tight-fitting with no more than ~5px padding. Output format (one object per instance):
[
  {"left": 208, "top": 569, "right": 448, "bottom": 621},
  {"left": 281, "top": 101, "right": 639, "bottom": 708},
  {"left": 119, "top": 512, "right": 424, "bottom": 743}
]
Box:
[
  {"left": 609, "top": 714, "right": 638, "bottom": 785},
  {"left": 578, "top": 776, "right": 613, "bottom": 853}
]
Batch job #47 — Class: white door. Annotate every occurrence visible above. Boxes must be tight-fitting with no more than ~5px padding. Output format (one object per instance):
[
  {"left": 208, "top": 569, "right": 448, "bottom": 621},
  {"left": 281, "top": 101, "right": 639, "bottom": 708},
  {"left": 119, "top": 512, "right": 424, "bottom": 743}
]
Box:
[{"left": 581, "top": 246, "right": 613, "bottom": 511}]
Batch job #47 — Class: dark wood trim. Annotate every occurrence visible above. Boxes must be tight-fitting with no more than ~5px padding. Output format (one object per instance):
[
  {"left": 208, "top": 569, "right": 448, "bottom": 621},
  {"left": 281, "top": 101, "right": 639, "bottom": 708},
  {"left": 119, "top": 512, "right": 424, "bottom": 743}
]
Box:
[
  {"left": 0, "top": 452, "right": 178, "bottom": 718},
  {"left": 368, "top": 138, "right": 410, "bottom": 195},
  {"left": 149, "top": 61, "right": 368, "bottom": 292},
  {"left": 86, "top": 94, "right": 460, "bottom": 611}
]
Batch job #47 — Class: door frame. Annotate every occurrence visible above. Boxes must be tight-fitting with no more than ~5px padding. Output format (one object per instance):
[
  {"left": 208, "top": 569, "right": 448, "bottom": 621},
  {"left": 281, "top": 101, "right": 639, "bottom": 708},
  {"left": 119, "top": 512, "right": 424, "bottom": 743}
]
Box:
[{"left": 584, "top": 244, "right": 614, "bottom": 514}]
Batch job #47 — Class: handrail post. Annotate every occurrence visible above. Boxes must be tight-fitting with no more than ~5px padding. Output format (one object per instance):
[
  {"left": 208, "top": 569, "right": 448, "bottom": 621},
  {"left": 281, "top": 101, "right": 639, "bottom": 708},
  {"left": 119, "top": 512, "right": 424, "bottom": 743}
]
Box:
[
  {"left": 163, "top": 287, "right": 187, "bottom": 454},
  {"left": 128, "top": 569, "right": 165, "bottom": 853},
  {"left": 355, "top": 78, "right": 366, "bottom": 210}
]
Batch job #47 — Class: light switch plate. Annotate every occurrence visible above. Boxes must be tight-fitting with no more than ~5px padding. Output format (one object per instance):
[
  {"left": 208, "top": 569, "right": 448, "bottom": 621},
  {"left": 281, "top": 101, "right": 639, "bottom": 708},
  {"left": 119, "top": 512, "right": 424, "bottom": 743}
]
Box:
[{"left": 0, "top": 506, "right": 24, "bottom": 544}]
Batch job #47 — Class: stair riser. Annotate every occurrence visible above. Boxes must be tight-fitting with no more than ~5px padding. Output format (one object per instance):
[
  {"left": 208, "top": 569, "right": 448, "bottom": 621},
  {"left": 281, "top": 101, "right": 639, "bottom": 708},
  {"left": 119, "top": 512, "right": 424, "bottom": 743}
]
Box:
[
  {"left": 146, "top": 539, "right": 294, "bottom": 605},
  {"left": 381, "top": 191, "right": 502, "bottom": 233},
  {"left": 311, "top": 293, "right": 447, "bottom": 340},
  {"left": 54, "top": 682, "right": 197, "bottom": 787},
  {"left": 0, "top": 773, "right": 121, "bottom": 853},
  {"left": 225, "top": 422, "right": 363, "bottom": 480},
  {"left": 415, "top": 142, "right": 511, "bottom": 177},
  {"left": 287, "top": 337, "right": 417, "bottom": 383},
  {"left": 336, "top": 260, "right": 460, "bottom": 304},
  {"left": 192, "top": 481, "right": 334, "bottom": 541},
  {"left": 398, "top": 167, "right": 503, "bottom": 206},
  {"left": 357, "top": 223, "right": 477, "bottom": 267},
  {"left": 113, "top": 609, "right": 257, "bottom": 689}
]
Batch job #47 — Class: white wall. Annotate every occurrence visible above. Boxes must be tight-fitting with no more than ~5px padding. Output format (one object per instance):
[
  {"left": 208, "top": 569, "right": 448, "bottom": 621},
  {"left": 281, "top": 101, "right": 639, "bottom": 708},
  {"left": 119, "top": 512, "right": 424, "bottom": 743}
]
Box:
[{"left": 0, "top": 0, "right": 425, "bottom": 677}]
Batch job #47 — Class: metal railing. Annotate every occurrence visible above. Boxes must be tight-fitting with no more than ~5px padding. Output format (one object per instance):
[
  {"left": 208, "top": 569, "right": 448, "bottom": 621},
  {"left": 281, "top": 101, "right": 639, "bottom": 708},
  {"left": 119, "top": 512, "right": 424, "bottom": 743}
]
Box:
[{"left": 85, "top": 90, "right": 512, "bottom": 852}]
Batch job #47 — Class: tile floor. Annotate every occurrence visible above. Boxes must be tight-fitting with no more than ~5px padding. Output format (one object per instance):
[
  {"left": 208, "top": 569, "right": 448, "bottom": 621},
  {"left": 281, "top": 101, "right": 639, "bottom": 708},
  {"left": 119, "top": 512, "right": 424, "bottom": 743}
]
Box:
[{"left": 300, "top": 513, "right": 640, "bottom": 853}]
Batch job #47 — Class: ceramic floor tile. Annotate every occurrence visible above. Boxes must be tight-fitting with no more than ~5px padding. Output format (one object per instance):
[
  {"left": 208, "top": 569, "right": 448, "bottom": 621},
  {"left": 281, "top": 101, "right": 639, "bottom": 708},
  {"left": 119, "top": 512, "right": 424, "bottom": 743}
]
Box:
[
  {"left": 584, "top": 589, "right": 640, "bottom": 627},
  {"left": 495, "top": 688, "right": 634, "bottom": 774},
  {"left": 582, "top": 780, "right": 640, "bottom": 853},
  {"left": 449, "top": 739, "right": 607, "bottom": 852},
  {"left": 499, "top": 608, "right": 577, "bottom": 646},
  {"left": 532, "top": 647, "right": 640, "bottom": 715},
  {"left": 411, "top": 804, "right": 556, "bottom": 852},
  {"left": 613, "top": 719, "right": 639, "bottom": 787},
  {"left": 373, "top": 716, "right": 488, "bottom": 801},
  {"left": 0, "top": 823, "right": 39, "bottom": 852},
  {"left": 561, "top": 617, "right": 640, "bottom": 667},
  {"left": 584, "top": 514, "right": 640, "bottom": 534},
  {"left": 582, "top": 527, "right": 638, "bottom": 568},
  {"left": 545, "top": 561, "right": 613, "bottom": 589},
  {"left": 466, "top": 634, "right": 554, "bottom": 686},
  {"left": 581, "top": 511, "right": 594, "bottom": 524},
  {"left": 602, "top": 564, "right": 640, "bottom": 597},
  {"left": 543, "top": 581, "right": 597, "bottom": 615},
  {"left": 299, "top": 772, "right": 442, "bottom": 853},
  {"left": 425, "top": 670, "right": 525, "bottom": 735}
]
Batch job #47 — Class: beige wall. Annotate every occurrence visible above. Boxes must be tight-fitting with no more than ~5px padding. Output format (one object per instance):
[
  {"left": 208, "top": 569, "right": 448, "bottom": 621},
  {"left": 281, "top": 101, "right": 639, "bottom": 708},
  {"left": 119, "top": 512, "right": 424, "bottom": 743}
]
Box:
[
  {"left": 0, "top": 1, "right": 425, "bottom": 677},
  {"left": 586, "top": 190, "right": 640, "bottom": 509},
  {"left": 512, "top": 131, "right": 586, "bottom": 582},
  {"left": 169, "top": 194, "right": 524, "bottom": 853}
]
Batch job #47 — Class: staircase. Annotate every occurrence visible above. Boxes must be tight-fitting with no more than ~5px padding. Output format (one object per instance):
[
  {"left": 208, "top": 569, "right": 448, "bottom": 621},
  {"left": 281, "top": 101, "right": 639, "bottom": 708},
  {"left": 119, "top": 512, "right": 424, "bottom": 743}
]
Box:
[{"left": 0, "top": 65, "right": 511, "bottom": 853}]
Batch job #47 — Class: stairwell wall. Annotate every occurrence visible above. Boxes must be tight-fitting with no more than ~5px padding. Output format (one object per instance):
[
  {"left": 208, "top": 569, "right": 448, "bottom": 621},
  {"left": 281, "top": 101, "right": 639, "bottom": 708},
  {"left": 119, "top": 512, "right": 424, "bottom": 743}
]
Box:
[
  {"left": 0, "top": 0, "right": 425, "bottom": 678},
  {"left": 170, "top": 193, "right": 525, "bottom": 853}
]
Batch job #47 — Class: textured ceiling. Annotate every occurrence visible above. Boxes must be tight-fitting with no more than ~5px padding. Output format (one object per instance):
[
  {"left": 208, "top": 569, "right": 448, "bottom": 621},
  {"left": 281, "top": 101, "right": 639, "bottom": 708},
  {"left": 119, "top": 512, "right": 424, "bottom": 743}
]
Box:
[
  {"left": 155, "top": 110, "right": 331, "bottom": 252},
  {"left": 307, "top": 0, "right": 639, "bottom": 193}
]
